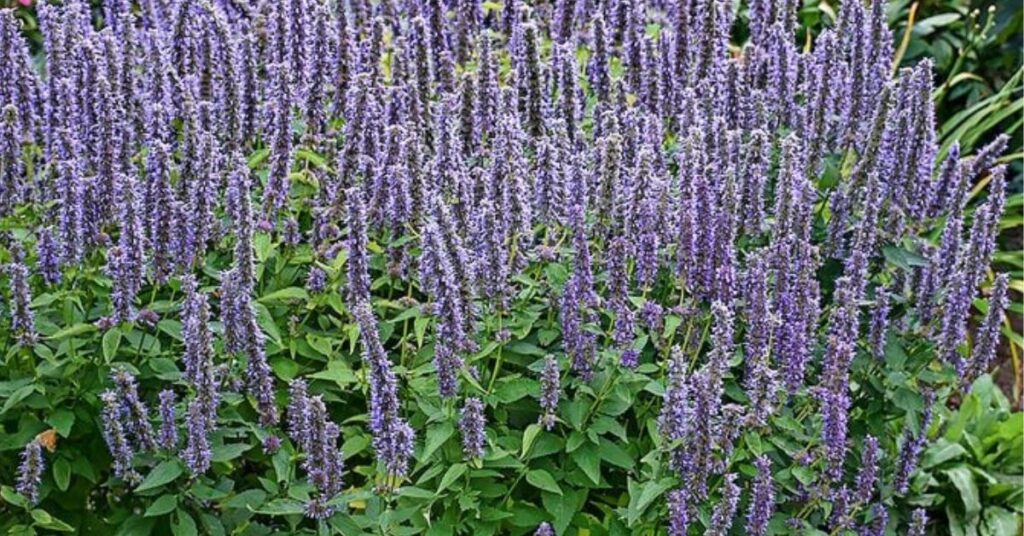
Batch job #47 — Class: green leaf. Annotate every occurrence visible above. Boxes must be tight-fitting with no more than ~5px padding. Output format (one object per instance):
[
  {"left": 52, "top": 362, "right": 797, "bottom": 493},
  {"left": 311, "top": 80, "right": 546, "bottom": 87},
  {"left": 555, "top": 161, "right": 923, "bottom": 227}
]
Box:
[
  {"left": 46, "top": 323, "right": 96, "bottom": 340},
  {"left": 572, "top": 443, "right": 601, "bottom": 485},
  {"left": 116, "top": 516, "right": 156, "bottom": 536},
  {"left": 526, "top": 469, "right": 562, "bottom": 495},
  {"left": 1, "top": 384, "right": 35, "bottom": 414},
  {"left": 52, "top": 458, "right": 71, "bottom": 491},
  {"left": 259, "top": 287, "right": 309, "bottom": 303},
  {"left": 171, "top": 510, "right": 198, "bottom": 536},
  {"left": 254, "top": 303, "right": 282, "bottom": 344},
  {"left": 944, "top": 466, "right": 981, "bottom": 518},
  {"left": 135, "top": 461, "right": 183, "bottom": 492},
  {"left": 30, "top": 509, "right": 75, "bottom": 532},
  {"left": 211, "top": 443, "right": 251, "bottom": 463},
  {"left": 1, "top": 485, "right": 30, "bottom": 508},
  {"left": 662, "top": 314, "right": 683, "bottom": 339},
  {"left": 629, "top": 477, "right": 676, "bottom": 526},
  {"left": 598, "top": 438, "right": 634, "bottom": 470},
  {"left": 269, "top": 357, "right": 300, "bottom": 381},
  {"left": 421, "top": 422, "right": 455, "bottom": 461},
  {"left": 254, "top": 498, "right": 305, "bottom": 516},
  {"left": 46, "top": 409, "right": 75, "bottom": 437},
  {"left": 494, "top": 378, "right": 535, "bottom": 403},
  {"left": 521, "top": 424, "right": 542, "bottom": 458},
  {"left": 102, "top": 328, "right": 122, "bottom": 363},
  {"left": 307, "top": 360, "right": 356, "bottom": 386},
  {"left": 541, "top": 489, "right": 586, "bottom": 534},
  {"left": 436, "top": 463, "right": 467, "bottom": 494},
  {"left": 144, "top": 495, "right": 178, "bottom": 517}
]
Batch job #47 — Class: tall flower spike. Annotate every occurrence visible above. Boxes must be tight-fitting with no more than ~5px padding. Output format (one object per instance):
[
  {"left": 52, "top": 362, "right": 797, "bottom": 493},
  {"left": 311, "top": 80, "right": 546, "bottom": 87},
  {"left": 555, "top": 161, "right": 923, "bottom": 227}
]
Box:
[
  {"left": 908, "top": 508, "right": 928, "bottom": 536},
  {"left": 182, "top": 396, "right": 212, "bottom": 475},
  {"left": 965, "top": 273, "right": 1009, "bottom": 389},
  {"left": 868, "top": 289, "right": 891, "bottom": 361},
  {"left": 262, "top": 62, "right": 293, "bottom": 226},
  {"left": 100, "top": 390, "right": 139, "bottom": 483},
  {"left": 6, "top": 244, "right": 36, "bottom": 345},
  {"left": 352, "top": 300, "right": 415, "bottom": 480},
  {"left": 36, "top": 227, "right": 61, "bottom": 286},
  {"left": 287, "top": 378, "right": 312, "bottom": 451},
  {"left": 459, "top": 397, "right": 486, "bottom": 460},
  {"left": 855, "top": 435, "right": 880, "bottom": 504},
  {"left": 110, "top": 370, "right": 157, "bottom": 451},
  {"left": 707, "top": 473, "right": 740, "bottom": 536},
  {"left": 745, "top": 455, "right": 775, "bottom": 536},
  {"left": 667, "top": 487, "right": 690, "bottom": 536},
  {"left": 894, "top": 390, "right": 936, "bottom": 494},
  {"left": 538, "top": 354, "right": 560, "bottom": 430},
  {"left": 15, "top": 439, "right": 44, "bottom": 505},
  {"left": 157, "top": 389, "right": 178, "bottom": 450}
]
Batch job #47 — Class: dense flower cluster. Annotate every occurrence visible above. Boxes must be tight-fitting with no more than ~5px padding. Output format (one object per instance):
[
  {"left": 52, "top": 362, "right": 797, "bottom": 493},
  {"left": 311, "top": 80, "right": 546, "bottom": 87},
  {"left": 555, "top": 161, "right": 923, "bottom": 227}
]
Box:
[{"left": 0, "top": 0, "right": 1013, "bottom": 532}]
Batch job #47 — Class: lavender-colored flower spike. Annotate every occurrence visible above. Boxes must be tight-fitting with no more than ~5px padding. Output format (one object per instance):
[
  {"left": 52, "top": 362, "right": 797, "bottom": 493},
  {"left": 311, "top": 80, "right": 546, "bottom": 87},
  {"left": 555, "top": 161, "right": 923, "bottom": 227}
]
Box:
[
  {"left": 16, "top": 439, "right": 44, "bottom": 505},
  {"left": 538, "top": 355, "right": 560, "bottom": 430},
  {"left": 868, "top": 289, "right": 891, "bottom": 361},
  {"left": 745, "top": 455, "right": 775, "bottom": 536},
  {"left": 287, "top": 379, "right": 312, "bottom": 452},
  {"left": 908, "top": 508, "right": 928, "bottom": 536},
  {"left": 667, "top": 487, "right": 690, "bottom": 536},
  {"left": 862, "top": 504, "right": 889, "bottom": 536},
  {"left": 110, "top": 370, "right": 157, "bottom": 452},
  {"left": 707, "top": 473, "right": 740, "bottom": 536},
  {"left": 965, "top": 274, "right": 1009, "bottom": 389},
  {"left": 534, "top": 522, "right": 555, "bottom": 536},
  {"left": 182, "top": 396, "right": 212, "bottom": 475},
  {"left": 6, "top": 245, "right": 36, "bottom": 345},
  {"left": 100, "top": 390, "right": 139, "bottom": 484},
  {"left": 157, "top": 389, "right": 178, "bottom": 450},
  {"left": 352, "top": 300, "right": 415, "bottom": 480},
  {"left": 145, "top": 141, "right": 176, "bottom": 284},
  {"left": 36, "top": 227, "right": 62, "bottom": 286},
  {"left": 855, "top": 435, "right": 880, "bottom": 504},
  {"left": 262, "top": 62, "right": 293, "bottom": 225},
  {"left": 346, "top": 186, "right": 371, "bottom": 306},
  {"left": 459, "top": 397, "right": 487, "bottom": 460},
  {"left": 894, "top": 390, "right": 936, "bottom": 495},
  {"left": 303, "top": 396, "right": 344, "bottom": 519}
]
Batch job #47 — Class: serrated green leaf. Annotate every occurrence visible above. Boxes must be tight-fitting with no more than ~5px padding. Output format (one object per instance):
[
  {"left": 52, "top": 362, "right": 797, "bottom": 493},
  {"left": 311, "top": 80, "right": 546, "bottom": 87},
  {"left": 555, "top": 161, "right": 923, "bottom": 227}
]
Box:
[
  {"left": 526, "top": 469, "right": 562, "bottom": 495},
  {"left": 254, "top": 498, "right": 305, "bottom": 516},
  {"left": 422, "top": 422, "right": 455, "bottom": 461},
  {"left": 53, "top": 458, "right": 71, "bottom": 491},
  {"left": 144, "top": 494, "right": 178, "bottom": 517},
  {"left": 171, "top": 510, "right": 198, "bottom": 536},
  {"left": 436, "top": 463, "right": 467, "bottom": 494},
  {"left": 135, "top": 461, "right": 183, "bottom": 492},
  {"left": 102, "top": 328, "right": 122, "bottom": 363},
  {"left": 259, "top": 286, "right": 309, "bottom": 303}
]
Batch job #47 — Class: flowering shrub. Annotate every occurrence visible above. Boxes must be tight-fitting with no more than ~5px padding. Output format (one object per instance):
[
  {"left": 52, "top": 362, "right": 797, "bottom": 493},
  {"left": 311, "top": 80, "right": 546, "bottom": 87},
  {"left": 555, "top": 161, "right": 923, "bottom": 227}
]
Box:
[{"left": 0, "top": 0, "right": 1021, "bottom": 535}]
